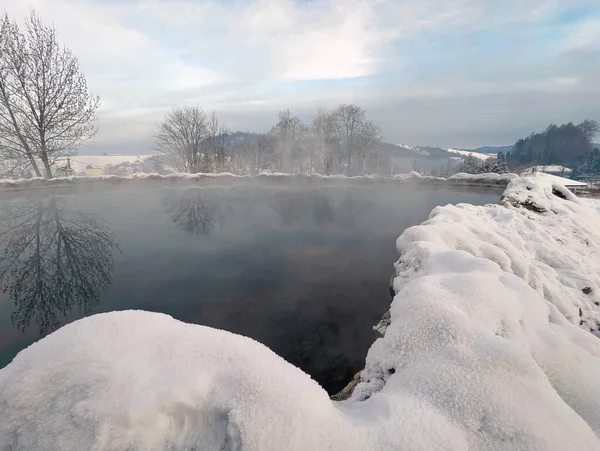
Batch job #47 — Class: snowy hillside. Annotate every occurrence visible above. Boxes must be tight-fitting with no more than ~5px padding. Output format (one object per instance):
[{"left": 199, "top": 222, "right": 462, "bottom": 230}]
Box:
[
  {"left": 447, "top": 148, "right": 494, "bottom": 160},
  {"left": 1, "top": 175, "right": 600, "bottom": 450},
  {"left": 393, "top": 144, "right": 496, "bottom": 161}
]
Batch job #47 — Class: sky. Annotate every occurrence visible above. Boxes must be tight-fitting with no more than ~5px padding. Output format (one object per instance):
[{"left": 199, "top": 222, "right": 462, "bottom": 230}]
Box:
[{"left": 1, "top": 0, "right": 599, "bottom": 153}]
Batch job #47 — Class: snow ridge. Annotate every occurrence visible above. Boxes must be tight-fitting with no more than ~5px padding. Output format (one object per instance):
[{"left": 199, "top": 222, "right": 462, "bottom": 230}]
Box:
[
  {"left": 357, "top": 174, "right": 600, "bottom": 448},
  {"left": 1, "top": 175, "right": 600, "bottom": 450},
  {"left": 0, "top": 171, "right": 518, "bottom": 191}
]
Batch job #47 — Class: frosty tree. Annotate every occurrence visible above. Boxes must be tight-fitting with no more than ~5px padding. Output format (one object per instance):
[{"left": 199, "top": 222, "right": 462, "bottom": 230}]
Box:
[
  {"left": 154, "top": 105, "right": 210, "bottom": 173},
  {"left": 331, "top": 104, "right": 381, "bottom": 175},
  {"left": 270, "top": 109, "right": 308, "bottom": 173},
  {"left": 0, "top": 12, "right": 99, "bottom": 178},
  {"left": 459, "top": 154, "right": 508, "bottom": 174},
  {"left": 154, "top": 105, "right": 230, "bottom": 173}
]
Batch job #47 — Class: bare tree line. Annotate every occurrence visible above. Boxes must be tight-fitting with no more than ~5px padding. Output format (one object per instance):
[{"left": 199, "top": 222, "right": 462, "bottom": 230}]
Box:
[
  {"left": 0, "top": 11, "right": 99, "bottom": 179},
  {"left": 231, "top": 104, "right": 383, "bottom": 175},
  {"left": 155, "top": 104, "right": 383, "bottom": 176}
]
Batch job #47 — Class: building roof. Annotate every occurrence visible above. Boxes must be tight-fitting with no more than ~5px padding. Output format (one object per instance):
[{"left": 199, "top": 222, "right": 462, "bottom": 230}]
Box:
[
  {"left": 522, "top": 165, "right": 572, "bottom": 174},
  {"left": 524, "top": 172, "right": 587, "bottom": 187}
]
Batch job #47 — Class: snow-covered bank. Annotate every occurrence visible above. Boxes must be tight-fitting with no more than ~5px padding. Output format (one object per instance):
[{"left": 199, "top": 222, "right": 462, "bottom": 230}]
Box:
[
  {"left": 0, "top": 171, "right": 516, "bottom": 192},
  {"left": 1, "top": 176, "right": 600, "bottom": 450}
]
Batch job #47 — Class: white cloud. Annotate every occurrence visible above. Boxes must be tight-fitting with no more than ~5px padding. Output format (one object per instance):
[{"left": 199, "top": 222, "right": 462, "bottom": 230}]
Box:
[
  {"left": 0, "top": 0, "right": 598, "bottom": 151},
  {"left": 562, "top": 18, "right": 600, "bottom": 52}
]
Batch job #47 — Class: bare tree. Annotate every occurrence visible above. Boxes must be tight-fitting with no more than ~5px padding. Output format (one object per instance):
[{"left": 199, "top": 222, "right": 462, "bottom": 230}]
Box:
[
  {"left": 270, "top": 109, "right": 307, "bottom": 173},
  {"left": 312, "top": 109, "right": 339, "bottom": 175},
  {"left": 0, "top": 14, "right": 41, "bottom": 177},
  {"left": 0, "top": 12, "right": 99, "bottom": 178},
  {"left": 155, "top": 105, "right": 209, "bottom": 173},
  {"left": 246, "top": 133, "right": 274, "bottom": 175},
  {"left": 355, "top": 120, "right": 382, "bottom": 174},
  {"left": 335, "top": 104, "right": 364, "bottom": 175},
  {"left": 205, "top": 112, "right": 229, "bottom": 172}
]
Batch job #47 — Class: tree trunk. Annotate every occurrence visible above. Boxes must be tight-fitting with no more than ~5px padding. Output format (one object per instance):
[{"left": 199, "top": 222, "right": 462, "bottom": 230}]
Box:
[
  {"left": 0, "top": 82, "right": 42, "bottom": 177},
  {"left": 347, "top": 149, "right": 352, "bottom": 176},
  {"left": 40, "top": 153, "right": 52, "bottom": 179},
  {"left": 27, "top": 154, "right": 42, "bottom": 177}
]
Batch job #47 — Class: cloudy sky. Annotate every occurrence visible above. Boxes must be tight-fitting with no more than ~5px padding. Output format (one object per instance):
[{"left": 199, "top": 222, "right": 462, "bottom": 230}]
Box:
[{"left": 2, "top": 0, "right": 599, "bottom": 153}]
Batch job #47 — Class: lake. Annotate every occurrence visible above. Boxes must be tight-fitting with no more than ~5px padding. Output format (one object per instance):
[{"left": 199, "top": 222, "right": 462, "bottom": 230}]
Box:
[{"left": 0, "top": 181, "right": 501, "bottom": 394}]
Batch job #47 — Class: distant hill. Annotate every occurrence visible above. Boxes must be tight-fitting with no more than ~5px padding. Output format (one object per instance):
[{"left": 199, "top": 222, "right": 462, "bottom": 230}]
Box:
[{"left": 379, "top": 143, "right": 461, "bottom": 174}]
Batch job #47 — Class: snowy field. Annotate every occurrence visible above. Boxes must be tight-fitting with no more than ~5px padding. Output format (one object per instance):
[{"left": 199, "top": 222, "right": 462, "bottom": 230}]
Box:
[
  {"left": 1, "top": 174, "right": 600, "bottom": 450},
  {"left": 56, "top": 154, "right": 153, "bottom": 172},
  {"left": 447, "top": 148, "right": 495, "bottom": 160}
]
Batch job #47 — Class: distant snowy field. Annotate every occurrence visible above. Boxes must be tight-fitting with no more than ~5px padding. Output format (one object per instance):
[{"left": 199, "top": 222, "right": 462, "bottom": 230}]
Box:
[
  {"left": 56, "top": 155, "right": 153, "bottom": 172},
  {"left": 1, "top": 174, "right": 600, "bottom": 450},
  {"left": 447, "top": 148, "right": 495, "bottom": 160}
]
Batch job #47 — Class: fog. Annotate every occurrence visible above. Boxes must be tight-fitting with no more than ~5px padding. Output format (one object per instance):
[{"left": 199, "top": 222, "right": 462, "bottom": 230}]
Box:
[{"left": 0, "top": 181, "right": 501, "bottom": 393}]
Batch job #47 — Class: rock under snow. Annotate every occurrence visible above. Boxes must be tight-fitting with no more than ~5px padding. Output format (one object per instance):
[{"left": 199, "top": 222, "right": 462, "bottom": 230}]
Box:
[{"left": 1, "top": 174, "right": 600, "bottom": 450}]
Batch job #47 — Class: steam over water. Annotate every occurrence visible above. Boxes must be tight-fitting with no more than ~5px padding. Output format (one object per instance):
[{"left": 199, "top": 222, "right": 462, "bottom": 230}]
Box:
[{"left": 0, "top": 182, "right": 500, "bottom": 394}]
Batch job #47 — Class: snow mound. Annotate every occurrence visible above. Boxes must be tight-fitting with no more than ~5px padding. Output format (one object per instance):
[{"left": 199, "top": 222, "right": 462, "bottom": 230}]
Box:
[
  {"left": 447, "top": 172, "right": 519, "bottom": 184},
  {"left": 2, "top": 176, "right": 600, "bottom": 450},
  {"left": 0, "top": 311, "right": 367, "bottom": 451},
  {"left": 358, "top": 174, "right": 600, "bottom": 449}
]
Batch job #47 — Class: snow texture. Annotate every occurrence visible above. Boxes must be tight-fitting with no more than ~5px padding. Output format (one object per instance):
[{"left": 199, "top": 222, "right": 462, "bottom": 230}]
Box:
[
  {"left": 357, "top": 173, "right": 600, "bottom": 448},
  {"left": 447, "top": 172, "right": 519, "bottom": 185},
  {"left": 1, "top": 174, "right": 600, "bottom": 450},
  {"left": 517, "top": 171, "right": 586, "bottom": 187},
  {"left": 522, "top": 165, "right": 572, "bottom": 174}
]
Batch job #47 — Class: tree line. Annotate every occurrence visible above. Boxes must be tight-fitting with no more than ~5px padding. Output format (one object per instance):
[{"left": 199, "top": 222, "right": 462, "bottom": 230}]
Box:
[
  {"left": 452, "top": 120, "right": 599, "bottom": 177},
  {"left": 507, "top": 120, "right": 599, "bottom": 170},
  {"left": 153, "top": 104, "right": 383, "bottom": 176}
]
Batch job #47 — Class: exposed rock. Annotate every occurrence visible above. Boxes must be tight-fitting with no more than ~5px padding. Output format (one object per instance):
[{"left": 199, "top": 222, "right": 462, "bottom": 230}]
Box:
[
  {"left": 583, "top": 287, "right": 593, "bottom": 295},
  {"left": 330, "top": 371, "right": 362, "bottom": 401},
  {"left": 373, "top": 311, "right": 391, "bottom": 339}
]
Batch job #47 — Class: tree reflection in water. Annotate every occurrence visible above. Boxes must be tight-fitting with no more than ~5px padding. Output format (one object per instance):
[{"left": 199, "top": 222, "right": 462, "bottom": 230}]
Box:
[
  {"left": 269, "top": 188, "right": 367, "bottom": 229},
  {"left": 162, "top": 188, "right": 226, "bottom": 235},
  {"left": 0, "top": 196, "right": 119, "bottom": 336}
]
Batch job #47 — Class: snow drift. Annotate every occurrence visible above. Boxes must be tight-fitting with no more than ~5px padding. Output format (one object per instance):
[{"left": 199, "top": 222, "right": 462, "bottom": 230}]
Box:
[{"left": 1, "top": 174, "right": 600, "bottom": 450}]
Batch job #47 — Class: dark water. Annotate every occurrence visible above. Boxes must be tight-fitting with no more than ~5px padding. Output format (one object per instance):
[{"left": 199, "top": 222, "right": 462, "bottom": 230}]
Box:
[{"left": 0, "top": 182, "right": 500, "bottom": 394}]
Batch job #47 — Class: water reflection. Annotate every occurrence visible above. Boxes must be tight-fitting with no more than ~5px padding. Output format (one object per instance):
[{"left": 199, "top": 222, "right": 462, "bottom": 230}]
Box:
[
  {"left": 162, "top": 188, "right": 226, "bottom": 235},
  {"left": 0, "top": 184, "right": 502, "bottom": 394},
  {"left": 268, "top": 188, "right": 368, "bottom": 229},
  {"left": 311, "top": 193, "right": 335, "bottom": 226},
  {"left": 0, "top": 197, "right": 119, "bottom": 336}
]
